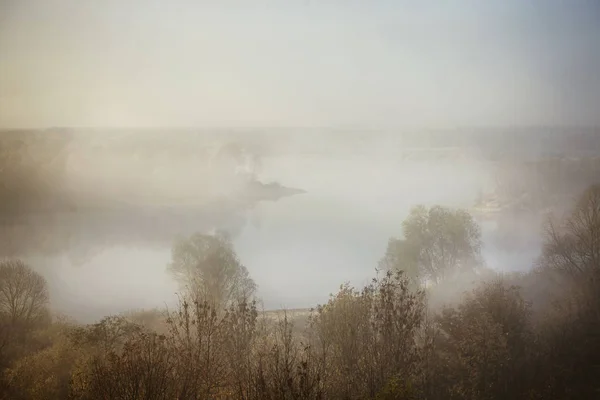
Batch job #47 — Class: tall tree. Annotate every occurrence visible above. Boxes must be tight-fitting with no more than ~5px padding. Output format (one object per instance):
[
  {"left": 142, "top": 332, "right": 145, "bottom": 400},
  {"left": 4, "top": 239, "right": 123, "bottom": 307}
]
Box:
[
  {"left": 0, "top": 259, "right": 49, "bottom": 373},
  {"left": 533, "top": 184, "right": 600, "bottom": 399},
  {"left": 540, "top": 184, "right": 600, "bottom": 281},
  {"left": 0, "top": 259, "right": 49, "bottom": 326},
  {"left": 168, "top": 232, "right": 256, "bottom": 308},
  {"left": 381, "top": 205, "right": 482, "bottom": 285}
]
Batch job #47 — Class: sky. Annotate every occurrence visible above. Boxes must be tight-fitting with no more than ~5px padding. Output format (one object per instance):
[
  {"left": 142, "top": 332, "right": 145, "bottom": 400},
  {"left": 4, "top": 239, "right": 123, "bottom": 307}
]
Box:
[{"left": 1, "top": 0, "right": 599, "bottom": 129}]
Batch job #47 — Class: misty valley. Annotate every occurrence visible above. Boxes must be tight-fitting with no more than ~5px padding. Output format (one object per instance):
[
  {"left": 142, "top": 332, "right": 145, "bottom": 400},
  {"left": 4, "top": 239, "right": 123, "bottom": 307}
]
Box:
[
  {"left": 1, "top": 128, "right": 600, "bottom": 399},
  {"left": 3, "top": 0, "right": 600, "bottom": 397},
  {"left": 2, "top": 128, "right": 593, "bottom": 315}
]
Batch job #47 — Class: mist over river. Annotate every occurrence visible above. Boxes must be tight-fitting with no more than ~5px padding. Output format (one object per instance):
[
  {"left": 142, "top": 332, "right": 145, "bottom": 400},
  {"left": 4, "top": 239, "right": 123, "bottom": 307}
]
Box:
[{"left": 26, "top": 145, "right": 542, "bottom": 322}]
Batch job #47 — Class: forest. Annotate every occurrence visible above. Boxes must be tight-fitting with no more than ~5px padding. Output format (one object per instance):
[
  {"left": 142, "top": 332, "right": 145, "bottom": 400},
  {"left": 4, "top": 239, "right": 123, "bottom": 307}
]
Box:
[
  {"left": 1, "top": 181, "right": 599, "bottom": 399},
  {"left": 3, "top": 0, "right": 600, "bottom": 396}
]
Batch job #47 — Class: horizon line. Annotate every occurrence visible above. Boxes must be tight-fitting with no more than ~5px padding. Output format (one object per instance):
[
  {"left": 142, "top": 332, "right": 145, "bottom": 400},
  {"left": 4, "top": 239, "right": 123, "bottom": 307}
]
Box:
[{"left": 1, "top": 124, "right": 600, "bottom": 132}]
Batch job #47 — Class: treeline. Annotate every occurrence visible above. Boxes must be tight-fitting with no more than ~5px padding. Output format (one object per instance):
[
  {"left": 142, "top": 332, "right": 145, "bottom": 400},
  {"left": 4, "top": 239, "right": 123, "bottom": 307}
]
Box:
[{"left": 1, "top": 186, "right": 600, "bottom": 399}]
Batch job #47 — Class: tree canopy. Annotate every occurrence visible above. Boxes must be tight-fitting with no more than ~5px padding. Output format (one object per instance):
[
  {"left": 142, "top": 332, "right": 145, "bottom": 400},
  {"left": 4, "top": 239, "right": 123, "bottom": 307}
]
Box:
[
  {"left": 380, "top": 205, "right": 482, "bottom": 285},
  {"left": 0, "top": 259, "right": 49, "bottom": 326},
  {"left": 2, "top": 187, "right": 600, "bottom": 399},
  {"left": 167, "top": 232, "right": 256, "bottom": 308}
]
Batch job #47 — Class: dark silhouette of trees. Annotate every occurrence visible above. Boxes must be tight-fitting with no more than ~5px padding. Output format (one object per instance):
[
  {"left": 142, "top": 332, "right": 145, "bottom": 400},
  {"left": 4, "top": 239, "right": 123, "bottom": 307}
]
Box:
[
  {"left": 540, "top": 184, "right": 600, "bottom": 281},
  {"left": 529, "top": 184, "right": 600, "bottom": 399}
]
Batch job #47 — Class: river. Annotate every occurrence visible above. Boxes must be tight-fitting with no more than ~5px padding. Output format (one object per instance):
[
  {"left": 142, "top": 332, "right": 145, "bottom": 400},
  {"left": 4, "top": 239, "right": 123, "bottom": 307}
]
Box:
[{"left": 35, "top": 147, "right": 542, "bottom": 321}]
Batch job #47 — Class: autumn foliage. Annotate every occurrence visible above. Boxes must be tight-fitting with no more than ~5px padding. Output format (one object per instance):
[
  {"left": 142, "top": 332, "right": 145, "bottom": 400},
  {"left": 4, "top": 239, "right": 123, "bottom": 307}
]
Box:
[{"left": 1, "top": 186, "right": 600, "bottom": 399}]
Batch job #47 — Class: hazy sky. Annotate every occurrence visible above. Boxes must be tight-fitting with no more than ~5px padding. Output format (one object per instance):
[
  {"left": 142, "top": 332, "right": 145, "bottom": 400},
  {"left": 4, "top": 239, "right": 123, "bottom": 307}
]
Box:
[{"left": 1, "top": 0, "right": 599, "bottom": 128}]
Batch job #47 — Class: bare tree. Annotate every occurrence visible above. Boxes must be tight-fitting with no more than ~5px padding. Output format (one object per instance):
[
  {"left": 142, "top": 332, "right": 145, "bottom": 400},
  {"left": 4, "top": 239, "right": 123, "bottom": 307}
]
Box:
[
  {"left": 0, "top": 259, "right": 49, "bottom": 378},
  {"left": 533, "top": 185, "right": 600, "bottom": 399},
  {"left": 540, "top": 184, "right": 600, "bottom": 281},
  {"left": 0, "top": 259, "right": 49, "bottom": 326}
]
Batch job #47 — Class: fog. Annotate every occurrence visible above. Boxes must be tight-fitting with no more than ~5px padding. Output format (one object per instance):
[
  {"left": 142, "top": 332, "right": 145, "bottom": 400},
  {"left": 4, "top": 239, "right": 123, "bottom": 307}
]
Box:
[
  {"left": 2, "top": 1, "right": 600, "bottom": 128},
  {"left": 1, "top": 1, "right": 600, "bottom": 322},
  {"left": 3, "top": 130, "right": 584, "bottom": 321}
]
